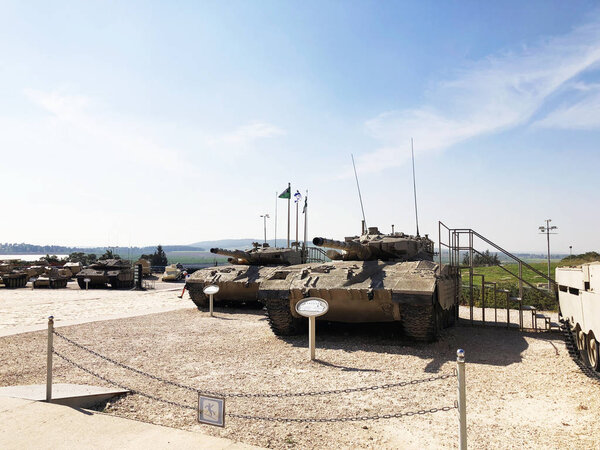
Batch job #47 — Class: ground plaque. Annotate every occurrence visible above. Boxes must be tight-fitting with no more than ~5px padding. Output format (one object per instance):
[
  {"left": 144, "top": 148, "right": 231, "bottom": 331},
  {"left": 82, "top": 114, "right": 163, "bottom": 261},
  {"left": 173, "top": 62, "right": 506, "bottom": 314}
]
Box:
[{"left": 197, "top": 394, "right": 225, "bottom": 427}]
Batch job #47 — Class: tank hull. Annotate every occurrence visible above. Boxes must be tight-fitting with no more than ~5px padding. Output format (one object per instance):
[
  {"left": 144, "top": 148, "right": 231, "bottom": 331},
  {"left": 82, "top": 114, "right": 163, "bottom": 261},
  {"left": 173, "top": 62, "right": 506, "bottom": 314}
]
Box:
[
  {"left": 76, "top": 268, "right": 134, "bottom": 289},
  {"left": 1, "top": 273, "right": 28, "bottom": 288},
  {"left": 186, "top": 265, "right": 278, "bottom": 309},
  {"left": 259, "top": 260, "right": 460, "bottom": 341}
]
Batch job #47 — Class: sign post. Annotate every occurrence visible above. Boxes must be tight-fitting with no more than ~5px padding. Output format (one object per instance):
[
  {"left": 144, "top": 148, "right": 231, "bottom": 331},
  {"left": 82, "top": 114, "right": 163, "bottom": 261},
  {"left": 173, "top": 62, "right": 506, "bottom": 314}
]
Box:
[
  {"left": 84, "top": 278, "right": 90, "bottom": 290},
  {"left": 203, "top": 285, "right": 220, "bottom": 317},
  {"left": 295, "top": 297, "right": 329, "bottom": 361}
]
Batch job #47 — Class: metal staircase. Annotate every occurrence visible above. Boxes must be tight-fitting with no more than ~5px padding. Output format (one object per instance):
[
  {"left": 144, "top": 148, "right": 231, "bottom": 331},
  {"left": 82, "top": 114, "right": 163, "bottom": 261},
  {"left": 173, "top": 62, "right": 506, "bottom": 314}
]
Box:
[{"left": 438, "top": 222, "right": 560, "bottom": 331}]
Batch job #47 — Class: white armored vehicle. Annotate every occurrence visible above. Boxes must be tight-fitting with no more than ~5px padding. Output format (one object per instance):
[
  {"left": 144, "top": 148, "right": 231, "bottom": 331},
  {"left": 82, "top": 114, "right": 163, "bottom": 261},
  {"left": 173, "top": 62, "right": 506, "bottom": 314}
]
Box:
[{"left": 557, "top": 262, "right": 600, "bottom": 371}]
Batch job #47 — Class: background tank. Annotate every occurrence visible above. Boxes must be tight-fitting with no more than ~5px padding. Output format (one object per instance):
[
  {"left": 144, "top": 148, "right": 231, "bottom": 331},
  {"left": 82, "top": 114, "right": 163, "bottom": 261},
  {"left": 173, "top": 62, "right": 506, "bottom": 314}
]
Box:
[
  {"left": 0, "top": 263, "right": 29, "bottom": 288},
  {"left": 76, "top": 259, "right": 134, "bottom": 289},
  {"left": 186, "top": 243, "right": 303, "bottom": 309},
  {"left": 33, "top": 267, "right": 69, "bottom": 289},
  {"left": 134, "top": 258, "right": 151, "bottom": 277},
  {"left": 260, "top": 226, "right": 460, "bottom": 342},
  {"left": 162, "top": 263, "right": 184, "bottom": 282}
]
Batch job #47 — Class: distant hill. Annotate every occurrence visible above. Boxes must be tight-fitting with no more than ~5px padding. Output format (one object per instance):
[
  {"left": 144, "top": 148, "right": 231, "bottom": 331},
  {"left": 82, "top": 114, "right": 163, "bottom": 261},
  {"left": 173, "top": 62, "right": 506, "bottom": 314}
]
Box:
[
  {"left": 189, "top": 239, "right": 282, "bottom": 250},
  {"left": 0, "top": 243, "right": 204, "bottom": 254}
]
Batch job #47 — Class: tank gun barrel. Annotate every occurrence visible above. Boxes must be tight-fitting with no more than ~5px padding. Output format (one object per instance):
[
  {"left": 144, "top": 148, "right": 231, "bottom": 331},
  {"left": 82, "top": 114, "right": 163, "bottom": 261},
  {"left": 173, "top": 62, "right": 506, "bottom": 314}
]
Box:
[
  {"left": 312, "top": 237, "right": 372, "bottom": 259},
  {"left": 210, "top": 248, "right": 251, "bottom": 260}
]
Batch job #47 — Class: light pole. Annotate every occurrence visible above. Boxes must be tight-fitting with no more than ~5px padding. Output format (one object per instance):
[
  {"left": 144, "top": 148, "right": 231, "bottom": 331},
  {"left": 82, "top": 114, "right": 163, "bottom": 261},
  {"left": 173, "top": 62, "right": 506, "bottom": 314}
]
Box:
[
  {"left": 260, "top": 214, "right": 270, "bottom": 245},
  {"left": 569, "top": 245, "right": 572, "bottom": 257},
  {"left": 539, "top": 219, "right": 558, "bottom": 291}
]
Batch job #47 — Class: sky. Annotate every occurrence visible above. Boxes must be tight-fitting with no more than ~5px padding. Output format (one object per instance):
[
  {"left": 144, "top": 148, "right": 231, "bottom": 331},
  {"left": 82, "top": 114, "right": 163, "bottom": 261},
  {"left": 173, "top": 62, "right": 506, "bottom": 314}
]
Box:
[{"left": 1, "top": 0, "right": 599, "bottom": 253}]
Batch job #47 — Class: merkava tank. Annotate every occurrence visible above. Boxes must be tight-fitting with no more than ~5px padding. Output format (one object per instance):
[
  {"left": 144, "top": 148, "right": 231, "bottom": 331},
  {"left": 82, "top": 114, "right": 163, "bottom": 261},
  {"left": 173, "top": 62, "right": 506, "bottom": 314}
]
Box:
[
  {"left": 76, "top": 259, "right": 134, "bottom": 289},
  {"left": 0, "top": 262, "right": 29, "bottom": 288},
  {"left": 33, "top": 267, "right": 69, "bottom": 289},
  {"left": 186, "top": 243, "right": 303, "bottom": 309},
  {"left": 260, "top": 226, "right": 461, "bottom": 342}
]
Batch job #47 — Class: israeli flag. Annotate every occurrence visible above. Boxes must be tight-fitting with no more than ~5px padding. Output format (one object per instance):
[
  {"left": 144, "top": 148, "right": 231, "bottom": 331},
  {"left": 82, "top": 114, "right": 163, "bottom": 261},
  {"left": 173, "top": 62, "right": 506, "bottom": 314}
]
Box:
[{"left": 294, "top": 190, "right": 302, "bottom": 203}]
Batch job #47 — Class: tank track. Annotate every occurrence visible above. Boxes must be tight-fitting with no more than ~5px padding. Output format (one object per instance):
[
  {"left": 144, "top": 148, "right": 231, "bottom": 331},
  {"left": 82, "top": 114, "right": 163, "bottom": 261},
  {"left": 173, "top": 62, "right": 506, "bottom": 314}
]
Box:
[
  {"left": 401, "top": 304, "right": 437, "bottom": 341},
  {"left": 264, "top": 299, "right": 306, "bottom": 336},
  {"left": 401, "top": 303, "right": 455, "bottom": 342},
  {"left": 49, "top": 279, "right": 68, "bottom": 289},
  {"left": 111, "top": 279, "right": 134, "bottom": 289},
  {"left": 562, "top": 321, "right": 600, "bottom": 381},
  {"left": 187, "top": 283, "right": 208, "bottom": 309}
]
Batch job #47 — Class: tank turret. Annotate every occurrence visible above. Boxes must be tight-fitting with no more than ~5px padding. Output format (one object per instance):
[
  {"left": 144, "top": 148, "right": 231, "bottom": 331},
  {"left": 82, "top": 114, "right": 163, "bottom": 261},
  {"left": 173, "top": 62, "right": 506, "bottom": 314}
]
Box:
[
  {"left": 210, "top": 246, "right": 302, "bottom": 266},
  {"left": 312, "top": 226, "right": 434, "bottom": 262}
]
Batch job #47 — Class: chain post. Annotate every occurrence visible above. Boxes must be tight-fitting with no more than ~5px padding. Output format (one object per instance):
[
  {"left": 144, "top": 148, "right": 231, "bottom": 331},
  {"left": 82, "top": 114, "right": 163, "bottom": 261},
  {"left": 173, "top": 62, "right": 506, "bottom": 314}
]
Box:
[
  {"left": 46, "top": 316, "right": 54, "bottom": 402},
  {"left": 457, "top": 349, "right": 467, "bottom": 450}
]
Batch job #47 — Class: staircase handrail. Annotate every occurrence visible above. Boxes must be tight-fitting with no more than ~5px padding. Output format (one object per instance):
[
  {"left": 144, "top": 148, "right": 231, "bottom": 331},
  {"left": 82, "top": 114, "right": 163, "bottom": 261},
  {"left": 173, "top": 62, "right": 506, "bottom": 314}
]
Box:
[{"left": 459, "top": 228, "right": 556, "bottom": 285}]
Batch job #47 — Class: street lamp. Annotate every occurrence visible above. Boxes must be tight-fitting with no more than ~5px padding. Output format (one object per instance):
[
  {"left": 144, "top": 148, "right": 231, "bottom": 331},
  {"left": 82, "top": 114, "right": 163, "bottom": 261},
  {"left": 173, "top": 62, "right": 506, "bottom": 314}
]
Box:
[
  {"left": 539, "top": 219, "right": 558, "bottom": 291},
  {"left": 569, "top": 245, "right": 572, "bottom": 257},
  {"left": 260, "top": 214, "right": 270, "bottom": 245}
]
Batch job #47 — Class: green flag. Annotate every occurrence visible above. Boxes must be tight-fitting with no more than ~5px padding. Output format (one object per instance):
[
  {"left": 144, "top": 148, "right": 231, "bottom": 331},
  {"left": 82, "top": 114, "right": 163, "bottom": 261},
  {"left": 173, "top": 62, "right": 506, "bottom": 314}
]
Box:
[{"left": 278, "top": 186, "right": 291, "bottom": 199}]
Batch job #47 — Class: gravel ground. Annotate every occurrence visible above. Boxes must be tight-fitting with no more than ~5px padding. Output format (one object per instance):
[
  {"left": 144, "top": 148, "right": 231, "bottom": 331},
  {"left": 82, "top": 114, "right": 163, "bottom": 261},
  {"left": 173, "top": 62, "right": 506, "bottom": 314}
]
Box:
[{"left": 0, "top": 292, "right": 598, "bottom": 449}]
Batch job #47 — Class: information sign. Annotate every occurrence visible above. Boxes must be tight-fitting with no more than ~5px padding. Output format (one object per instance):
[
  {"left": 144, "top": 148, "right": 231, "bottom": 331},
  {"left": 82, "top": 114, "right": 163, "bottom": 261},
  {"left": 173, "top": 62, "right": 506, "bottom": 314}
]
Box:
[{"left": 295, "top": 297, "right": 329, "bottom": 317}]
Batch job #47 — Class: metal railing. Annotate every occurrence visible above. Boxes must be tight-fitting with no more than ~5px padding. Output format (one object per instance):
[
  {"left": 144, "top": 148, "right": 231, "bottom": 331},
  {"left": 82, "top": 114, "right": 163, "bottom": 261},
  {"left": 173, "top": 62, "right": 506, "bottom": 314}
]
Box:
[{"left": 438, "top": 222, "right": 558, "bottom": 330}]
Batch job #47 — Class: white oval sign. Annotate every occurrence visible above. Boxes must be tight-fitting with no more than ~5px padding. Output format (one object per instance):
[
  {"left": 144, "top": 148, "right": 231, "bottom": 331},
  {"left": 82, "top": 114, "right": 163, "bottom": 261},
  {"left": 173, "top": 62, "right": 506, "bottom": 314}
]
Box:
[
  {"left": 203, "top": 285, "right": 220, "bottom": 295},
  {"left": 84, "top": 278, "right": 91, "bottom": 283},
  {"left": 295, "top": 297, "right": 329, "bottom": 317}
]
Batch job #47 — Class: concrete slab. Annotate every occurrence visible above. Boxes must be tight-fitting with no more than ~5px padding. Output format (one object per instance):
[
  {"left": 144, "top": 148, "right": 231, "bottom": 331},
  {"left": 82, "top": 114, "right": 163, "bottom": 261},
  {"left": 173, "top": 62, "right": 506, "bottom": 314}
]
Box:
[
  {"left": 0, "top": 384, "right": 129, "bottom": 409},
  {"left": 0, "top": 396, "right": 262, "bottom": 449}
]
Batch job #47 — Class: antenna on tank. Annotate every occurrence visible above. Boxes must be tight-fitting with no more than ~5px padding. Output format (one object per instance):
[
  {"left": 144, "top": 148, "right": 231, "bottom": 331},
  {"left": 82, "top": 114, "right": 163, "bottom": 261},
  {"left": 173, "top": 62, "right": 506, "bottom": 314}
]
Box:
[
  {"left": 411, "top": 138, "right": 420, "bottom": 237},
  {"left": 351, "top": 154, "right": 367, "bottom": 234}
]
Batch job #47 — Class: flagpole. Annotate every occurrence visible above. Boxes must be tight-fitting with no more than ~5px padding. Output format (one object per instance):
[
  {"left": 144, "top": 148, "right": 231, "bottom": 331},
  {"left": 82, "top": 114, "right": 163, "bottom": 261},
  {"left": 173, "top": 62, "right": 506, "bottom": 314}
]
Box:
[
  {"left": 287, "top": 182, "right": 290, "bottom": 248},
  {"left": 303, "top": 190, "right": 308, "bottom": 261},
  {"left": 295, "top": 199, "right": 299, "bottom": 249},
  {"left": 274, "top": 191, "right": 278, "bottom": 247}
]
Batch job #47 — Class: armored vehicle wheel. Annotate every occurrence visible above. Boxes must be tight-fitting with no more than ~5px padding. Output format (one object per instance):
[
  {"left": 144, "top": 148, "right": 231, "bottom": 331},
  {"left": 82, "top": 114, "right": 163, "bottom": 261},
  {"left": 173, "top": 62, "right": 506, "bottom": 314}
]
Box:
[
  {"left": 188, "top": 284, "right": 208, "bottom": 309},
  {"left": 586, "top": 332, "right": 599, "bottom": 371},
  {"left": 265, "top": 299, "right": 306, "bottom": 336},
  {"left": 77, "top": 278, "right": 87, "bottom": 289},
  {"left": 575, "top": 326, "right": 586, "bottom": 353}
]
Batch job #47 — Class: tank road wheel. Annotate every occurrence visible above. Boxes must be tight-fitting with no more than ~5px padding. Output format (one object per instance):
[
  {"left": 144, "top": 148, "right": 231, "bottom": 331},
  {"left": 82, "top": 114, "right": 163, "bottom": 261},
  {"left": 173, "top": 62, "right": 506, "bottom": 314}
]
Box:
[
  {"left": 586, "top": 332, "right": 599, "bottom": 371},
  {"left": 575, "top": 325, "right": 587, "bottom": 354},
  {"left": 187, "top": 284, "right": 209, "bottom": 309},
  {"left": 77, "top": 278, "right": 86, "bottom": 289},
  {"left": 265, "top": 299, "right": 306, "bottom": 336}
]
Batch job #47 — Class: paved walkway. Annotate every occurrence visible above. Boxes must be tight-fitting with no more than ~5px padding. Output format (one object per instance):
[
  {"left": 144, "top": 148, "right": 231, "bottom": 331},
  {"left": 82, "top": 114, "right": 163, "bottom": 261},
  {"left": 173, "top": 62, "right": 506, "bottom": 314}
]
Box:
[
  {"left": 0, "top": 282, "right": 191, "bottom": 337},
  {"left": 0, "top": 396, "right": 261, "bottom": 449}
]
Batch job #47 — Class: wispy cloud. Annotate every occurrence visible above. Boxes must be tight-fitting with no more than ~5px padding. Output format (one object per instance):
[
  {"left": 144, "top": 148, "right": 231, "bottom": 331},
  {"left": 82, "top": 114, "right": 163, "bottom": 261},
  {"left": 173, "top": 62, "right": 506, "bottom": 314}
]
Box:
[
  {"left": 534, "top": 83, "right": 600, "bottom": 129},
  {"left": 358, "top": 16, "right": 600, "bottom": 173}
]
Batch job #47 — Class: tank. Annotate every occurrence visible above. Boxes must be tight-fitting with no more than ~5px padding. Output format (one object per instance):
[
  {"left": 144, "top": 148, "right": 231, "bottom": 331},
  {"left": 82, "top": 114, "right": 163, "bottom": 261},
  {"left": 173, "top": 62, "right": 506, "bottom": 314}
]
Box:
[
  {"left": 162, "top": 264, "right": 183, "bottom": 282},
  {"left": 557, "top": 262, "right": 600, "bottom": 372},
  {"left": 76, "top": 259, "right": 134, "bottom": 289},
  {"left": 33, "top": 267, "right": 69, "bottom": 289},
  {"left": 134, "top": 259, "right": 151, "bottom": 277},
  {"left": 186, "top": 243, "right": 304, "bottom": 309},
  {"left": 0, "top": 263, "right": 29, "bottom": 288},
  {"left": 260, "top": 226, "right": 461, "bottom": 342},
  {"left": 63, "top": 262, "right": 82, "bottom": 276}
]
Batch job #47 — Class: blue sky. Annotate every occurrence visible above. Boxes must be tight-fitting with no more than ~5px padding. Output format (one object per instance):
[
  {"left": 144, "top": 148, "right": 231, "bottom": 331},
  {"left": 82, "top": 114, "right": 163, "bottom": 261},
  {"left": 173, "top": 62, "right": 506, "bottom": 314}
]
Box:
[{"left": 1, "top": 1, "right": 599, "bottom": 253}]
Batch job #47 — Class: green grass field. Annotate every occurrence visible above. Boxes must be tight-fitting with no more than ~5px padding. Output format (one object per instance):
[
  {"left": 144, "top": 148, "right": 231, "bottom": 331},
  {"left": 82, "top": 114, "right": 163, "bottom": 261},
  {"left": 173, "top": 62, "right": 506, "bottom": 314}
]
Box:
[{"left": 460, "top": 261, "right": 560, "bottom": 286}]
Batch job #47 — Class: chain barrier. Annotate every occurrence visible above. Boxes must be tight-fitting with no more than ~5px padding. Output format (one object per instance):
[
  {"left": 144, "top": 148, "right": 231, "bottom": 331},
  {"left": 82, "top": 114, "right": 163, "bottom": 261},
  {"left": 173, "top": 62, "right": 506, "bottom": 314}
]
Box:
[
  {"left": 55, "top": 348, "right": 457, "bottom": 423},
  {"left": 53, "top": 329, "right": 455, "bottom": 398}
]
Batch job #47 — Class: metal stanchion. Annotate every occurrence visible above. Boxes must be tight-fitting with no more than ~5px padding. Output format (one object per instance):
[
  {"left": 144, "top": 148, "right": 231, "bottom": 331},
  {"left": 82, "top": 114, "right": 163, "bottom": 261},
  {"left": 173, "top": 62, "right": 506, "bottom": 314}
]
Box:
[
  {"left": 46, "top": 316, "right": 54, "bottom": 402},
  {"left": 457, "top": 348, "right": 467, "bottom": 450}
]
